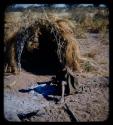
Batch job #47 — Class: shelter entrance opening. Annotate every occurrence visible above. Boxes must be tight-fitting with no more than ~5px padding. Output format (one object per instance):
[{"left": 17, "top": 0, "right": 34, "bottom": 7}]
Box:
[{"left": 21, "top": 31, "right": 61, "bottom": 75}]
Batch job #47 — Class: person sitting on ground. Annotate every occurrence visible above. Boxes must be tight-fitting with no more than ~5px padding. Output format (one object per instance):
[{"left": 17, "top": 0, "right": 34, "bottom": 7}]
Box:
[{"left": 51, "top": 64, "right": 79, "bottom": 103}]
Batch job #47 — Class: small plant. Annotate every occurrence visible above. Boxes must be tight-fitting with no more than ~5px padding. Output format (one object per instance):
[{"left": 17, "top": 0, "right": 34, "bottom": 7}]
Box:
[
  {"left": 83, "top": 61, "right": 93, "bottom": 72},
  {"left": 74, "top": 24, "right": 87, "bottom": 39}
]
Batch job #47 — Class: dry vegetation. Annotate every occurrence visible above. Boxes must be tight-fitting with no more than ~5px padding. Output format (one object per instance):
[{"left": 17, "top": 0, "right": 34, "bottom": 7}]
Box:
[
  {"left": 4, "top": 6, "right": 109, "bottom": 122},
  {"left": 4, "top": 7, "right": 109, "bottom": 74}
]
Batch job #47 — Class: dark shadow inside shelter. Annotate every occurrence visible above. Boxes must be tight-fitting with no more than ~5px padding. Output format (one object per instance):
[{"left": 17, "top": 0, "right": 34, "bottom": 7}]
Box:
[{"left": 21, "top": 29, "right": 62, "bottom": 75}]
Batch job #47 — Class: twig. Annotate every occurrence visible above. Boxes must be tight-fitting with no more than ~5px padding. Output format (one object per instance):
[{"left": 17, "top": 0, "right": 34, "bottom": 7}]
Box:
[{"left": 64, "top": 103, "right": 80, "bottom": 122}]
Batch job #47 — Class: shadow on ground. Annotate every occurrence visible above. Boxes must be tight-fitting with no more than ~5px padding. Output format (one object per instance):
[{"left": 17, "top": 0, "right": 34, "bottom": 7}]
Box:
[{"left": 19, "top": 81, "right": 61, "bottom": 102}]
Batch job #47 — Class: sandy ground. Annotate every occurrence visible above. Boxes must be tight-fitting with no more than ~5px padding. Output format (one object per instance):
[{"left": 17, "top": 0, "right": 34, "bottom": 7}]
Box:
[{"left": 4, "top": 33, "right": 109, "bottom": 122}]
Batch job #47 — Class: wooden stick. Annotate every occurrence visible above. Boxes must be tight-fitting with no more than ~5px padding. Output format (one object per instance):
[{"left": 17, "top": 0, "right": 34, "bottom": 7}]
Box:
[{"left": 64, "top": 103, "right": 80, "bottom": 122}]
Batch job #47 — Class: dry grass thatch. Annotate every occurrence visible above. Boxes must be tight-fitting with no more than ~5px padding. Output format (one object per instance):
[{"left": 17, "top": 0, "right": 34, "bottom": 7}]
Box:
[{"left": 4, "top": 14, "right": 87, "bottom": 74}]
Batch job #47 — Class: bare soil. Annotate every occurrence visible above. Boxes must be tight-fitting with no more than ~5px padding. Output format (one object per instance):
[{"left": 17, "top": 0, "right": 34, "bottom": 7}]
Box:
[{"left": 4, "top": 32, "right": 109, "bottom": 122}]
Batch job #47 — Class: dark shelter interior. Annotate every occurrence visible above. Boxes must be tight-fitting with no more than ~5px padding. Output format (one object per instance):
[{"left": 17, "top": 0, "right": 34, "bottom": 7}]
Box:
[{"left": 21, "top": 30, "right": 62, "bottom": 75}]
